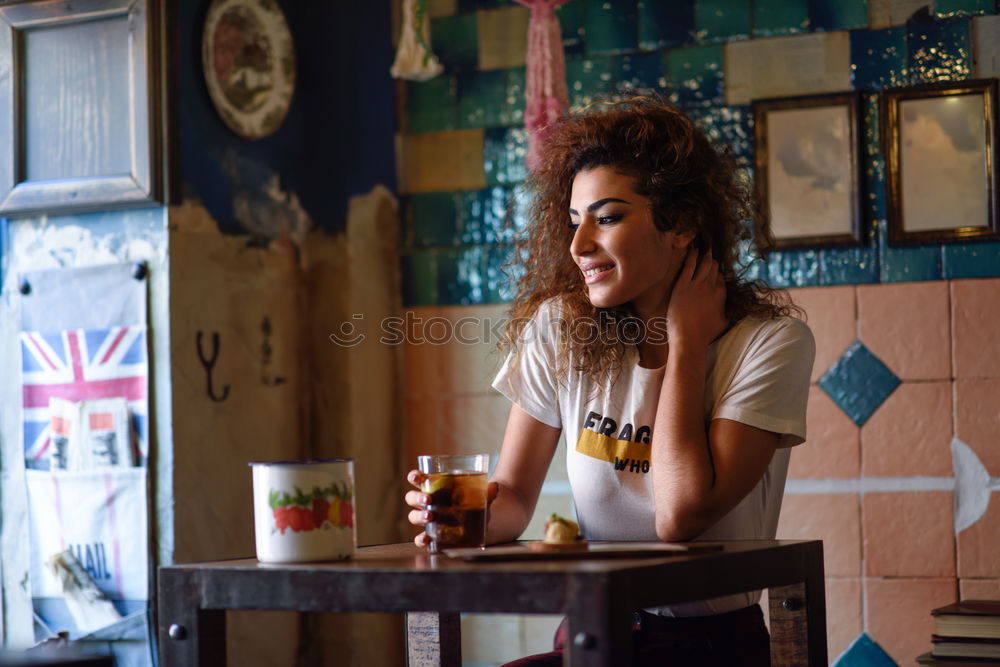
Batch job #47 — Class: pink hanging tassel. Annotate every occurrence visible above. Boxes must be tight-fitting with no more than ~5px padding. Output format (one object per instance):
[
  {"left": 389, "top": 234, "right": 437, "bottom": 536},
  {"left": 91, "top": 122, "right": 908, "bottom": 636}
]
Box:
[{"left": 514, "top": 0, "right": 571, "bottom": 171}]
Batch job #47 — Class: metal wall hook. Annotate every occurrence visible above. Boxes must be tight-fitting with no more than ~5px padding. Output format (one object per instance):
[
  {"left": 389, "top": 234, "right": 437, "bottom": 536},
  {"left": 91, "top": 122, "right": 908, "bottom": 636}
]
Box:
[{"left": 196, "top": 331, "right": 230, "bottom": 402}]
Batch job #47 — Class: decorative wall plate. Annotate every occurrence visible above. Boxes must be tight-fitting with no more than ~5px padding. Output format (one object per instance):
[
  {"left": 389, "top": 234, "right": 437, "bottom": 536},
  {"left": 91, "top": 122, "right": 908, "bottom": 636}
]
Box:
[{"left": 202, "top": 0, "right": 295, "bottom": 140}]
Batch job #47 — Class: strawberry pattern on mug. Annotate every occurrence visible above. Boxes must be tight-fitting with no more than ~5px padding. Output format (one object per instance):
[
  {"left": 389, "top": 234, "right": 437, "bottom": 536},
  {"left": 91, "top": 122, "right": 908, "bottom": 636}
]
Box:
[{"left": 268, "top": 482, "right": 354, "bottom": 535}]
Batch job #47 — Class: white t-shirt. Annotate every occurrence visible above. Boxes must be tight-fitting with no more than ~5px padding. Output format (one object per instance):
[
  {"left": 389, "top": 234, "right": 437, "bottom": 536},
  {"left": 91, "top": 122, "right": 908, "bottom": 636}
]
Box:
[{"left": 492, "top": 299, "right": 815, "bottom": 616}]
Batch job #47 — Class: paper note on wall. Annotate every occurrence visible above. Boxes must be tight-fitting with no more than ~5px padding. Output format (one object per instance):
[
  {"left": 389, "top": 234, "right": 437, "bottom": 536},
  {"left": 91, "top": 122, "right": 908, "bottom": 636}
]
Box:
[{"left": 48, "top": 397, "right": 134, "bottom": 471}]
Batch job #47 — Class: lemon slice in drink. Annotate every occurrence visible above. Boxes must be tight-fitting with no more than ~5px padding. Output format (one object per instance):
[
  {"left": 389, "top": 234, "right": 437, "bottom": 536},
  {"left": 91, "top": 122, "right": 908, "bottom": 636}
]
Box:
[{"left": 421, "top": 474, "right": 451, "bottom": 495}]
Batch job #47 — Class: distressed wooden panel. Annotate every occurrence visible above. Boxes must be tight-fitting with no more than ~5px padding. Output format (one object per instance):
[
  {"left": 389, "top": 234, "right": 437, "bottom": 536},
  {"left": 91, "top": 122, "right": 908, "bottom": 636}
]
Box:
[
  {"left": 477, "top": 6, "right": 530, "bottom": 71},
  {"left": 725, "top": 32, "right": 851, "bottom": 105}
]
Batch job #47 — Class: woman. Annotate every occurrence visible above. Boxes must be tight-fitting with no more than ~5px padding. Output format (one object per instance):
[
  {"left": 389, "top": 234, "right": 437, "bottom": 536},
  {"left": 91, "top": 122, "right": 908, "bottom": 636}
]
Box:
[{"left": 405, "top": 96, "right": 815, "bottom": 665}]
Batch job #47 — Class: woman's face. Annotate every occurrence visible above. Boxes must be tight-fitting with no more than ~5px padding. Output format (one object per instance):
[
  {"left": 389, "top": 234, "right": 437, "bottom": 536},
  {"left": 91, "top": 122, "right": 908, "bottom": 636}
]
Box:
[{"left": 568, "top": 166, "right": 690, "bottom": 319}]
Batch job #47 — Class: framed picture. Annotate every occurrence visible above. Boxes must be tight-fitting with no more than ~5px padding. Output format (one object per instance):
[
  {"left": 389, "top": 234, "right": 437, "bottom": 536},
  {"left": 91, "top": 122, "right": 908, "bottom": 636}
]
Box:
[
  {"left": 202, "top": 0, "right": 296, "bottom": 141},
  {"left": 883, "top": 79, "right": 998, "bottom": 245},
  {"left": 0, "top": 0, "right": 163, "bottom": 217},
  {"left": 753, "top": 92, "right": 863, "bottom": 249}
]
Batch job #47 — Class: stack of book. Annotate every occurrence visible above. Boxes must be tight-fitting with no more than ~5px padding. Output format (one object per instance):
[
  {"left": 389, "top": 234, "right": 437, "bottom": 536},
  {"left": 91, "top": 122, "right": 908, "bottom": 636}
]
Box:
[{"left": 917, "top": 600, "right": 1000, "bottom": 665}]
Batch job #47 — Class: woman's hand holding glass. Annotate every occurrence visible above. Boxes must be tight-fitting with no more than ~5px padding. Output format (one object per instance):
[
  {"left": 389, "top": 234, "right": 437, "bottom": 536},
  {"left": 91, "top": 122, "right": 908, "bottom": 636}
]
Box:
[{"left": 405, "top": 468, "right": 498, "bottom": 550}]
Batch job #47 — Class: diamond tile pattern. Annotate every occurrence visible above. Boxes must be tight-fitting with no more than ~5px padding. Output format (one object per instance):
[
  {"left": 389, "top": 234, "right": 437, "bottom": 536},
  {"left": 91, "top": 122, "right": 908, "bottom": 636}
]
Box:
[
  {"left": 819, "top": 341, "right": 901, "bottom": 426},
  {"left": 832, "top": 632, "right": 897, "bottom": 667}
]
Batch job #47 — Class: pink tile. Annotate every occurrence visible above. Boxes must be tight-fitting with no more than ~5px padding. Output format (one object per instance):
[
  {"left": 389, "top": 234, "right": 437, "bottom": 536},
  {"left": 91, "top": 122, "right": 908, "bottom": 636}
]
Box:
[
  {"left": 862, "top": 492, "right": 956, "bottom": 577},
  {"left": 952, "top": 278, "right": 1000, "bottom": 378},
  {"left": 957, "top": 497, "right": 1000, "bottom": 579},
  {"left": 789, "top": 386, "right": 860, "bottom": 479},
  {"left": 788, "top": 286, "right": 856, "bottom": 382},
  {"left": 861, "top": 381, "right": 952, "bottom": 477},
  {"left": 864, "top": 577, "right": 957, "bottom": 666},
  {"left": 826, "top": 578, "right": 862, "bottom": 664},
  {"left": 858, "top": 282, "right": 951, "bottom": 380},
  {"left": 777, "top": 494, "right": 861, "bottom": 576},
  {"left": 960, "top": 578, "right": 1000, "bottom": 599},
  {"left": 955, "top": 378, "right": 1000, "bottom": 473}
]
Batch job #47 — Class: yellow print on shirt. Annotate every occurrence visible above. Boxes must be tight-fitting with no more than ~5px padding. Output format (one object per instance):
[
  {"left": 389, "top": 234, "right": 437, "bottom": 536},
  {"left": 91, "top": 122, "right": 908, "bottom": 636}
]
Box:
[{"left": 574, "top": 411, "right": 652, "bottom": 474}]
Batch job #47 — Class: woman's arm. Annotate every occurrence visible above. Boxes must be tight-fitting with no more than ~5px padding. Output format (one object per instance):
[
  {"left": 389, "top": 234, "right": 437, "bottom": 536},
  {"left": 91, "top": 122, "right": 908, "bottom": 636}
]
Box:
[
  {"left": 650, "top": 251, "right": 780, "bottom": 541},
  {"left": 405, "top": 403, "right": 561, "bottom": 547}
]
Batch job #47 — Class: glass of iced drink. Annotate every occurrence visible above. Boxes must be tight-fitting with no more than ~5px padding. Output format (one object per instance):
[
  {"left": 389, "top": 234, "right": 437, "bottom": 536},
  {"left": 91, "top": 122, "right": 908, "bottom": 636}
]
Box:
[{"left": 417, "top": 454, "right": 489, "bottom": 554}]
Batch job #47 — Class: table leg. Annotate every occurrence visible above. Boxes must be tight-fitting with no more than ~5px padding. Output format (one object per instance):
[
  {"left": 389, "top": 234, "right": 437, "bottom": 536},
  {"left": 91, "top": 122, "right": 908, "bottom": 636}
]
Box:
[
  {"left": 565, "top": 585, "right": 633, "bottom": 666},
  {"left": 768, "top": 579, "right": 827, "bottom": 667},
  {"left": 406, "top": 611, "right": 461, "bottom": 667},
  {"left": 158, "top": 570, "right": 226, "bottom": 667}
]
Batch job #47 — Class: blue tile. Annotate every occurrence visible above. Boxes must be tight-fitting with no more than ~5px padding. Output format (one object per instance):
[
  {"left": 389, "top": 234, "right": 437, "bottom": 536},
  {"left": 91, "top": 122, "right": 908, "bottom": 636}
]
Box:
[
  {"left": 687, "top": 105, "right": 752, "bottom": 166},
  {"left": 510, "top": 182, "right": 532, "bottom": 240},
  {"left": 457, "top": 190, "right": 486, "bottom": 245},
  {"left": 878, "top": 221, "right": 944, "bottom": 282},
  {"left": 566, "top": 56, "right": 616, "bottom": 109},
  {"left": 501, "top": 67, "right": 526, "bottom": 126},
  {"left": 864, "top": 156, "right": 886, "bottom": 221},
  {"left": 585, "top": 0, "right": 639, "bottom": 55},
  {"left": 437, "top": 246, "right": 487, "bottom": 305},
  {"left": 461, "top": 186, "right": 514, "bottom": 244},
  {"left": 694, "top": 0, "right": 751, "bottom": 41},
  {"left": 666, "top": 44, "right": 724, "bottom": 107},
  {"left": 851, "top": 28, "right": 908, "bottom": 91},
  {"left": 457, "top": 69, "right": 507, "bottom": 129},
  {"left": 935, "top": 0, "right": 994, "bottom": 18},
  {"left": 764, "top": 250, "right": 820, "bottom": 287},
  {"left": 861, "top": 93, "right": 881, "bottom": 158},
  {"left": 432, "top": 13, "right": 480, "bottom": 72},
  {"left": 401, "top": 251, "right": 439, "bottom": 307},
  {"left": 809, "top": 0, "right": 868, "bottom": 31},
  {"left": 752, "top": 0, "right": 809, "bottom": 37},
  {"left": 484, "top": 127, "right": 530, "bottom": 186},
  {"left": 407, "top": 76, "right": 458, "bottom": 133},
  {"left": 617, "top": 51, "right": 668, "bottom": 95},
  {"left": 832, "top": 632, "right": 898, "bottom": 667},
  {"left": 407, "top": 192, "right": 461, "bottom": 247},
  {"left": 638, "top": 0, "right": 695, "bottom": 49},
  {"left": 819, "top": 341, "right": 901, "bottom": 427},
  {"left": 908, "top": 18, "right": 972, "bottom": 84},
  {"left": 819, "top": 247, "right": 879, "bottom": 285},
  {"left": 557, "top": 1, "right": 586, "bottom": 57},
  {"left": 485, "top": 243, "right": 519, "bottom": 303},
  {"left": 943, "top": 241, "right": 1000, "bottom": 278}
]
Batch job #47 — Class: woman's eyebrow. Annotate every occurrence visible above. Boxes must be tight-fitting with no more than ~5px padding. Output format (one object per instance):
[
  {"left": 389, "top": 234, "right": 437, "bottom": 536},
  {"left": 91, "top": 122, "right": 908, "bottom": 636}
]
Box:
[{"left": 568, "top": 197, "right": 632, "bottom": 216}]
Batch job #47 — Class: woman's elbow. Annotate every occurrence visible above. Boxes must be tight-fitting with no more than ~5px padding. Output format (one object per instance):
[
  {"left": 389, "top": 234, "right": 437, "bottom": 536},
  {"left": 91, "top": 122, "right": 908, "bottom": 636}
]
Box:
[{"left": 654, "top": 509, "right": 707, "bottom": 542}]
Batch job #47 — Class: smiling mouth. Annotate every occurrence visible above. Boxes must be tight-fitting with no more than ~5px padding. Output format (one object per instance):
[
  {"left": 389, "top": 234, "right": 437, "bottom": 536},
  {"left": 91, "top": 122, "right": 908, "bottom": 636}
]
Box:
[{"left": 582, "top": 264, "right": 614, "bottom": 283}]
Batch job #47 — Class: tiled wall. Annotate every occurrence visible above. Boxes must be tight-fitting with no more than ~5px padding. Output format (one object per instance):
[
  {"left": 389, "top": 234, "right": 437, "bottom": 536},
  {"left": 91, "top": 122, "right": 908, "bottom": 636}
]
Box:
[{"left": 395, "top": 0, "right": 1000, "bottom": 664}]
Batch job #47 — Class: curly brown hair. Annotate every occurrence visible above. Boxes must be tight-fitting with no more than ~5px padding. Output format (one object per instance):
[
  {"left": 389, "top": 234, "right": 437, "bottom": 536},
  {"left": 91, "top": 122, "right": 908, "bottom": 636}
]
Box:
[{"left": 503, "top": 95, "right": 798, "bottom": 385}]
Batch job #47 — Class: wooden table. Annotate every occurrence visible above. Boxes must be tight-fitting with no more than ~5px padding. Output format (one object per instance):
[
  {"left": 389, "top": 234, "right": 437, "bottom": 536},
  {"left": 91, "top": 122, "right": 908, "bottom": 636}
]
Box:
[{"left": 157, "top": 539, "right": 826, "bottom": 666}]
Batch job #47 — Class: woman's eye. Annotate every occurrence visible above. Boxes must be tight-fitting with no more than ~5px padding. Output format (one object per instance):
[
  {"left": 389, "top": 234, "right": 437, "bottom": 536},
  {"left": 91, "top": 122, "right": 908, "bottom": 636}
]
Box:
[
  {"left": 567, "top": 221, "right": 580, "bottom": 231},
  {"left": 598, "top": 215, "right": 622, "bottom": 225}
]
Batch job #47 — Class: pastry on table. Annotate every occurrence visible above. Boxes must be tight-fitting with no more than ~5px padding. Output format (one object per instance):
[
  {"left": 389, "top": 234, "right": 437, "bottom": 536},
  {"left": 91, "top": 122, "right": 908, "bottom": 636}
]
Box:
[{"left": 528, "top": 513, "right": 588, "bottom": 551}]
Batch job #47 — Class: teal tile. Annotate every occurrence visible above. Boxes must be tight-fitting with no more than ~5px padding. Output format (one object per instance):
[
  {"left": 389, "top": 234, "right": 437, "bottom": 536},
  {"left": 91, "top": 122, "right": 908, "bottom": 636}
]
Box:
[
  {"left": 585, "top": 0, "right": 639, "bottom": 55},
  {"left": 510, "top": 182, "right": 532, "bottom": 240},
  {"left": 832, "top": 633, "right": 898, "bottom": 667},
  {"left": 908, "top": 18, "right": 972, "bottom": 84},
  {"left": 407, "top": 76, "right": 457, "bottom": 133},
  {"left": 617, "top": 52, "right": 668, "bottom": 94},
  {"left": 484, "top": 127, "right": 530, "bottom": 186},
  {"left": 864, "top": 156, "right": 886, "bottom": 221},
  {"left": 666, "top": 44, "right": 723, "bottom": 107},
  {"left": 557, "top": 1, "right": 586, "bottom": 57},
  {"left": 432, "top": 13, "right": 479, "bottom": 72},
  {"left": 688, "top": 105, "right": 752, "bottom": 166},
  {"left": 752, "top": 0, "right": 808, "bottom": 37},
  {"left": 851, "top": 28, "right": 908, "bottom": 90},
  {"left": 501, "top": 67, "right": 526, "bottom": 126},
  {"left": 819, "top": 247, "right": 879, "bottom": 285},
  {"left": 943, "top": 242, "right": 1000, "bottom": 278},
  {"left": 482, "top": 186, "right": 514, "bottom": 243},
  {"left": 638, "top": 0, "right": 695, "bottom": 49},
  {"left": 438, "top": 246, "right": 486, "bottom": 305},
  {"left": 694, "top": 0, "right": 751, "bottom": 41},
  {"left": 809, "top": 0, "right": 867, "bottom": 31},
  {"left": 401, "top": 251, "right": 439, "bottom": 307},
  {"left": 566, "top": 56, "right": 616, "bottom": 109},
  {"left": 457, "top": 190, "right": 486, "bottom": 245},
  {"left": 485, "top": 243, "right": 519, "bottom": 303},
  {"left": 877, "top": 220, "right": 943, "bottom": 282},
  {"left": 861, "top": 93, "right": 881, "bottom": 158},
  {"left": 457, "top": 69, "right": 507, "bottom": 129},
  {"left": 819, "top": 342, "right": 900, "bottom": 426},
  {"left": 764, "top": 250, "right": 820, "bottom": 287},
  {"left": 935, "top": 0, "right": 994, "bottom": 18},
  {"left": 459, "top": 0, "right": 507, "bottom": 10},
  {"left": 407, "top": 192, "right": 461, "bottom": 247}
]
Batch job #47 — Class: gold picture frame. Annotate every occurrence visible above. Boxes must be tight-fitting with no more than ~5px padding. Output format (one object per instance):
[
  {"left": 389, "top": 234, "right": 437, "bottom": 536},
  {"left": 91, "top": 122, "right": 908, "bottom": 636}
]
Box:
[{"left": 883, "top": 79, "right": 999, "bottom": 245}]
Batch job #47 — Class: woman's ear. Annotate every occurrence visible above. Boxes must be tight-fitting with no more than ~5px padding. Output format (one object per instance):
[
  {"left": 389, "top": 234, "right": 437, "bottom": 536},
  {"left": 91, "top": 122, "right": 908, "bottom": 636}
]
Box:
[{"left": 672, "top": 230, "right": 696, "bottom": 250}]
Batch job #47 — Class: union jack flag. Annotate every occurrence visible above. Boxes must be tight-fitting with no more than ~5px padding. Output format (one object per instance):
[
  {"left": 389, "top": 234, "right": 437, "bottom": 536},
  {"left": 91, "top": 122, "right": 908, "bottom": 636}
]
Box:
[{"left": 21, "top": 326, "right": 148, "bottom": 469}]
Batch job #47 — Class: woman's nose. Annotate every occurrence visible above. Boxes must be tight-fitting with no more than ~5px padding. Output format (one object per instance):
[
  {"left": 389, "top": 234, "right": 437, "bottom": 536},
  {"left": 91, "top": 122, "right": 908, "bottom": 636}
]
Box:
[{"left": 570, "top": 222, "right": 595, "bottom": 256}]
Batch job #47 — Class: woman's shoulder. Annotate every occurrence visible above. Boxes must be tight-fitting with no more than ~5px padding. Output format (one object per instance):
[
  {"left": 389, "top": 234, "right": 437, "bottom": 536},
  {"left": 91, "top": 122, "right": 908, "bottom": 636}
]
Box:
[{"left": 723, "top": 315, "right": 815, "bottom": 353}]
